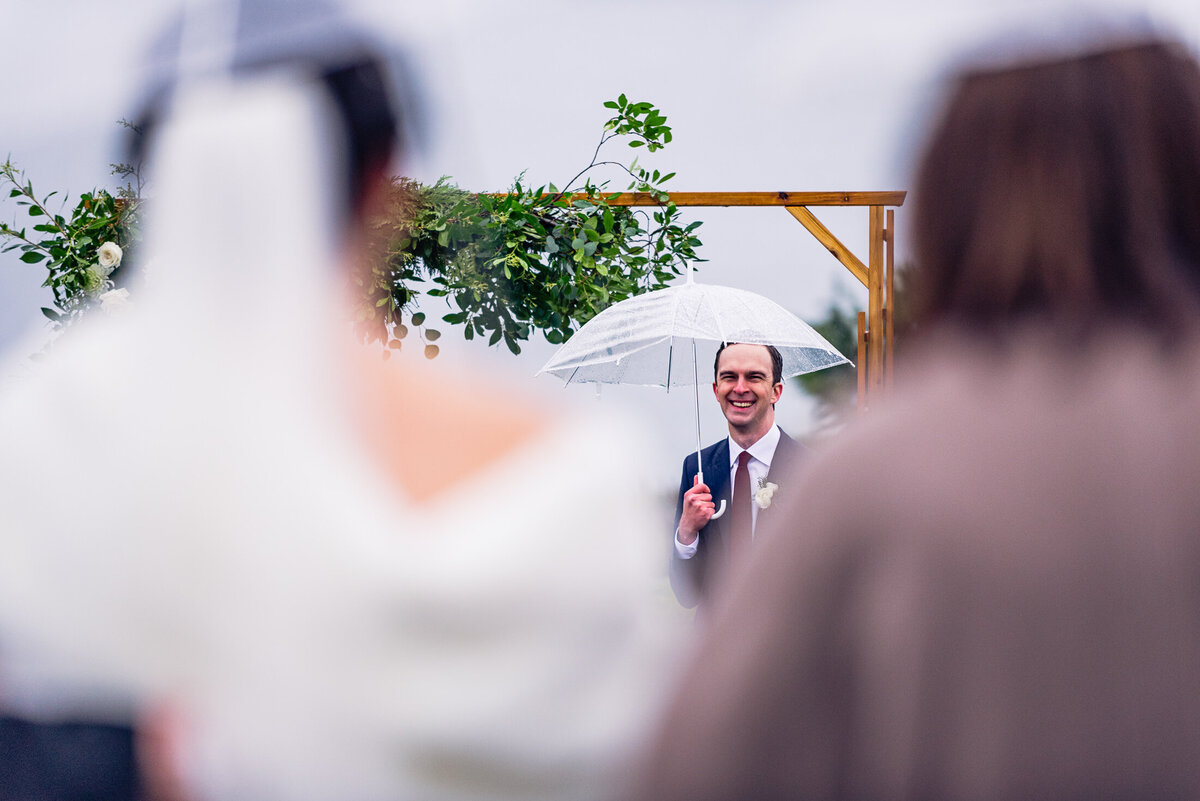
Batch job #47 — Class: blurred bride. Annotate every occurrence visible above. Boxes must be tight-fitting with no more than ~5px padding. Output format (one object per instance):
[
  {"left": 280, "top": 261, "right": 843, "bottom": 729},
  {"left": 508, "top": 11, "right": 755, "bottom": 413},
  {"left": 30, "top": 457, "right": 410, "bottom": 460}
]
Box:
[{"left": 0, "top": 2, "right": 684, "bottom": 799}]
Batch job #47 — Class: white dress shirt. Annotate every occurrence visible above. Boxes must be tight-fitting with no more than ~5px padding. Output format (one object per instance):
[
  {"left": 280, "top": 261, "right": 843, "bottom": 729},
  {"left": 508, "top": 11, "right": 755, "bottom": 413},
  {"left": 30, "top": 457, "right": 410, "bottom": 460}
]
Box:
[{"left": 675, "top": 425, "right": 781, "bottom": 559}]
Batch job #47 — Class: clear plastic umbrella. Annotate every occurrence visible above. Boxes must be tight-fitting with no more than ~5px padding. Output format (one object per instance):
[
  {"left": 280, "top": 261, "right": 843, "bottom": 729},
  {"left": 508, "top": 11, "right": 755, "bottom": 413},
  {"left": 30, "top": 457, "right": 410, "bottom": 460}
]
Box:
[{"left": 539, "top": 267, "right": 850, "bottom": 517}]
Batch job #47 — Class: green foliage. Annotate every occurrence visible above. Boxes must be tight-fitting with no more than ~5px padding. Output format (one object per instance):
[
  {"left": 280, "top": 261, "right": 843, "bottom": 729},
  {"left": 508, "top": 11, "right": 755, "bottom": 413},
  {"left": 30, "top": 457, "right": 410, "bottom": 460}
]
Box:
[
  {"left": 4, "top": 104, "right": 701, "bottom": 355},
  {"left": 353, "top": 95, "right": 704, "bottom": 355},
  {"left": 0, "top": 123, "right": 142, "bottom": 329}
]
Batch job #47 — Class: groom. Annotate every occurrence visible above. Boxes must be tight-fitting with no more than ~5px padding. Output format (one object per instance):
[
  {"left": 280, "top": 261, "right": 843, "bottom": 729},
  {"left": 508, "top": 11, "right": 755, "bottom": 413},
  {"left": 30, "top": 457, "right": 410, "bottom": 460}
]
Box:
[{"left": 671, "top": 342, "right": 807, "bottom": 608}]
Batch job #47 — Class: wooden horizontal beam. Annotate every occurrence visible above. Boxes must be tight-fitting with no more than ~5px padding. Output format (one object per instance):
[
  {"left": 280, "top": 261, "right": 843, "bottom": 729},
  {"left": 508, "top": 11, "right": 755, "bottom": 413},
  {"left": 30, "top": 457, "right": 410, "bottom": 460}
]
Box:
[{"left": 502, "top": 191, "right": 907, "bottom": 207}]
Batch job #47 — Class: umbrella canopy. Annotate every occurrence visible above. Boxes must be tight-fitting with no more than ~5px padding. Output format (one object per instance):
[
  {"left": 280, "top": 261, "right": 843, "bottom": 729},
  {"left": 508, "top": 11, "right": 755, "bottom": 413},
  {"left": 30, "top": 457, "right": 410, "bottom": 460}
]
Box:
[
  {"left": 538, "top": 276, "right": 851, "bottom": 387},
  {"left": 538, "top": 272, "right": 850, "bottom": 518}
]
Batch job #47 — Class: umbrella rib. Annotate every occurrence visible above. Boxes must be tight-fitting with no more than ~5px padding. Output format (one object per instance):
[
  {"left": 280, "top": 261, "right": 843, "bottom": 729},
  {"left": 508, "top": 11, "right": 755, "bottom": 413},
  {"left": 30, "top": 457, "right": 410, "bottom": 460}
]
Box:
[
  {"left": 667, "top": 285, "right": 687, "bottom": 390},
  {"left": 666, "top": 336, "right": 674, "bottom": 393},
  {"left": 699, "top": 285, "right": 730, "bottom": 346}
]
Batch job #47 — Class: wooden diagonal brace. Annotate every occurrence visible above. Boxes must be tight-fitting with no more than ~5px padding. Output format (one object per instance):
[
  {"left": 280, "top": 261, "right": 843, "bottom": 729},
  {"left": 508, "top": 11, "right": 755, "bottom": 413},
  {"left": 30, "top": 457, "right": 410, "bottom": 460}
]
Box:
[{"left": 785, "top": 206, "right": 868, "bottom": 287}]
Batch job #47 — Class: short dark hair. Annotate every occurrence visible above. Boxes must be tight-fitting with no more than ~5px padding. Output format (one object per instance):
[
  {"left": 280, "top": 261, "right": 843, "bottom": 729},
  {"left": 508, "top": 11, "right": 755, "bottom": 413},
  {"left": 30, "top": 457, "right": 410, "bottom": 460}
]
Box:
[
  {"left": 910, "top": 39, "right": 1200, "bottom": 343},
  {"left": 714, "top": 342, "right": 783, "bottom": 385}
]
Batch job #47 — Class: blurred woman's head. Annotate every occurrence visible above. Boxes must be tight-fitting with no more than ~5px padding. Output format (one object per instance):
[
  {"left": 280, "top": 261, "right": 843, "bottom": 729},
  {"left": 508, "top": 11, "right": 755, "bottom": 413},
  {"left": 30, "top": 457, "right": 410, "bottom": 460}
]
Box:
[
  {"left": 129, "top": 0, "right": 407, "bottom": 221},
  {"left": 910, "top": 37, "right": 1200, "bottom": 343}
]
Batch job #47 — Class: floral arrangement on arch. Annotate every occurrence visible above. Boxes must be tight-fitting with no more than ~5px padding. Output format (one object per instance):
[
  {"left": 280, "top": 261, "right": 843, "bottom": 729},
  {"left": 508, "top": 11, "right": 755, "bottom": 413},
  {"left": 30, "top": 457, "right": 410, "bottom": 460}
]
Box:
[
  {"left": 2, "top": 98, "right": 703, "bottom": 354},
  {"left": 1, "top": 157, "right": 139, "bottom": 329}
]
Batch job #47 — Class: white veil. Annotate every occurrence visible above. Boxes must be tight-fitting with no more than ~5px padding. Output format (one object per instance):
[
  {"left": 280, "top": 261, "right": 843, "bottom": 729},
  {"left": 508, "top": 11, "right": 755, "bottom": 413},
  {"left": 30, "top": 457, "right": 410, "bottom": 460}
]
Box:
[{"left": 136, "top": 71, "right": 347, "bottom": 408}]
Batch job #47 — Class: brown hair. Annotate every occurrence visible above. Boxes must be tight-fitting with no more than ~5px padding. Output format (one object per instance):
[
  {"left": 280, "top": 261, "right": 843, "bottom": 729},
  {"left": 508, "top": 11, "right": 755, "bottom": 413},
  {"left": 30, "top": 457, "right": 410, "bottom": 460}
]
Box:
[
  {"left": 714, "top": 342, "right": 783, "bottom": 386},
  {"left": 910, "top": 39, "right": 1200, "bottom": 342}
]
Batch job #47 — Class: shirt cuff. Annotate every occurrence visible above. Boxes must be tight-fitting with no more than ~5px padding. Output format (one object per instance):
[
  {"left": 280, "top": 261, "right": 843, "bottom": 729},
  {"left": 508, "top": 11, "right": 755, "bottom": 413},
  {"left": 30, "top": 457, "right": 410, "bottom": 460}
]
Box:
[{"left": 674, "top": 528, "right": 699, "bottom": 559}]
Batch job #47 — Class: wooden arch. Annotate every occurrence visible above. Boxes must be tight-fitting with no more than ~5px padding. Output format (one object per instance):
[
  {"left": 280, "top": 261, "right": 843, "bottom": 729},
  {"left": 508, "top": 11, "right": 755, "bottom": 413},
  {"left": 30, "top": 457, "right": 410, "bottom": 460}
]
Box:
[{"left": 577, "top": 191, "right": 906, "bottom": 411}]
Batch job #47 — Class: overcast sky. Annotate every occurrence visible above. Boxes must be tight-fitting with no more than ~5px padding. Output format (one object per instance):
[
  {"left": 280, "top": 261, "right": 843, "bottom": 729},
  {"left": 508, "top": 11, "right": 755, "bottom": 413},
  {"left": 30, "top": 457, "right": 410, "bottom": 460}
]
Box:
[{"left": 3, "top": 0, "right": 1200, "bottom": 488}]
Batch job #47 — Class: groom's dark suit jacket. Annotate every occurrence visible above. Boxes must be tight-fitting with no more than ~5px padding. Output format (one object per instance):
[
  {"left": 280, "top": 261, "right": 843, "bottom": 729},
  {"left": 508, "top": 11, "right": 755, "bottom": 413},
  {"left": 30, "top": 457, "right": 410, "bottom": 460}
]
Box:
[{"left": 670, "top": 429, "right": 806, "bottom": 608}]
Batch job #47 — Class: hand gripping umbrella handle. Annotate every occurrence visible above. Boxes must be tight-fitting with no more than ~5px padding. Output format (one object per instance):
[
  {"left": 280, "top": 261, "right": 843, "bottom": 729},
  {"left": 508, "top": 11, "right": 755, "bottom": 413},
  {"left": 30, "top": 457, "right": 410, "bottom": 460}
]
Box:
[
  {"left": 691, "top": 341, "right": 725, "bottom": 520},
  {"left": 697, "top": 468, "right": 727, "bottom": 519}
]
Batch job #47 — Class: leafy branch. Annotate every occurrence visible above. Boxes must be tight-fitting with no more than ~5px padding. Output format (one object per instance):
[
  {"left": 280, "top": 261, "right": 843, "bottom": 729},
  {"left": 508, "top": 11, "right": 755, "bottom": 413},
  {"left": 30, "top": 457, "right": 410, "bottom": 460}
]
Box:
[{"left": 353, "top": 94, "right": 704, "bottom": 357}]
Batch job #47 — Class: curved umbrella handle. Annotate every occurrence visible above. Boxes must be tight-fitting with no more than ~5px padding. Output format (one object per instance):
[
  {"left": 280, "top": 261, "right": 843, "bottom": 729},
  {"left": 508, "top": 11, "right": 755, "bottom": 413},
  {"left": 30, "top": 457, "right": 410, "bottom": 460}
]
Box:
[{"left": 696, "top": 468, "right": 728, "bottom": 521}]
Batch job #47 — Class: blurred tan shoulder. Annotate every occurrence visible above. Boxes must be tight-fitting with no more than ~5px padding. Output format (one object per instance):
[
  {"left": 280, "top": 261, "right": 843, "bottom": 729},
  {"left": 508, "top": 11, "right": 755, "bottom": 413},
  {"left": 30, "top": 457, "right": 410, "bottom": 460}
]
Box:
[{"left": 345, "top": 342, "right": 545, "bottom": 504}]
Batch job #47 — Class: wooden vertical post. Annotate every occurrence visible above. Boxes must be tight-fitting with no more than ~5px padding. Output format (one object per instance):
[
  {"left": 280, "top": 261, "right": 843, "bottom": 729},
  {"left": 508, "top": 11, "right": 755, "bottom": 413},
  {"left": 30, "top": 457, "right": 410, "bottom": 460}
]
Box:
[
  {"left": 868, "top": 205, "right": 886, "bottom": 403},
  {"left": 857, "top": 311, "right": 867, "bottom": 413},
  {"left": 885, "top": 208, "right": 895, "bottom": 396}
]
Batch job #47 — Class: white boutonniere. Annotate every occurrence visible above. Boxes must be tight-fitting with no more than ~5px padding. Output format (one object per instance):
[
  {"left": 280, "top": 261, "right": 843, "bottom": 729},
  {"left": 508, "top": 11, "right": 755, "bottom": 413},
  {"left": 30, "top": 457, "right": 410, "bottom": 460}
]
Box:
[{"left": 755, "top": 478, "right": 778, "bottom": 510}]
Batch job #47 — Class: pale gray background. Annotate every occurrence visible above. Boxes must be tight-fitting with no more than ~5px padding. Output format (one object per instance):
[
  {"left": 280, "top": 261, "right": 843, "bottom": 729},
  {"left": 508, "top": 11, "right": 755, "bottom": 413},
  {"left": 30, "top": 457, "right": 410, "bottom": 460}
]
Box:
[{"left": 3, "top": 0, "right": 1199, "bottom": 494}]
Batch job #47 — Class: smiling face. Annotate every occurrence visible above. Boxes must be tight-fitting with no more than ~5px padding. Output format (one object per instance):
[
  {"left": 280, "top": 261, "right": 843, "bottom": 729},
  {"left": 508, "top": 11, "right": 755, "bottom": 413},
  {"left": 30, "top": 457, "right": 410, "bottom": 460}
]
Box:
[{"left": 712, "top": 343, "right": 783, "bottom": 446}]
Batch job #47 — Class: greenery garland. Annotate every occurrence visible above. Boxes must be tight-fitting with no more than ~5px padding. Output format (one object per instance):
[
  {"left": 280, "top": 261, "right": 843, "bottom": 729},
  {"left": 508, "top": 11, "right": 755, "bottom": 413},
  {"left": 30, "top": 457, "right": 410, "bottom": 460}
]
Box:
[{"left": 1, "top": 97, "right": 703, "bottom": 357}]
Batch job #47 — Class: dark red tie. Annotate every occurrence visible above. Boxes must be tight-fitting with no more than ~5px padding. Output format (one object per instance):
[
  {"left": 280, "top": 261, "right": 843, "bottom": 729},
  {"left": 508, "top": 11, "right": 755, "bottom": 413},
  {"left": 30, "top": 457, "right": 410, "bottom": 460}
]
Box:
[{"left": 731, "top": 450, "right": 752, "bottom": 563}]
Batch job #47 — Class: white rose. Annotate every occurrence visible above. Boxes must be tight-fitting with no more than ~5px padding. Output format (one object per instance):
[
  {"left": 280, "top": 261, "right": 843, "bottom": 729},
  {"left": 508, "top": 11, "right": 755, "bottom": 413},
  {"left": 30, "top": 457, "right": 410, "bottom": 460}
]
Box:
[
  {"left": 98, "top": 287, "right": 131, "bottom": 315},
  {"left": 754, "top": 481, "right": 778, "bottom": 510},
  {"left": 97, "top": 241, "right": 123, "bottom": 272}
]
